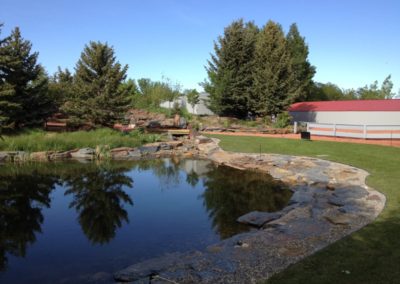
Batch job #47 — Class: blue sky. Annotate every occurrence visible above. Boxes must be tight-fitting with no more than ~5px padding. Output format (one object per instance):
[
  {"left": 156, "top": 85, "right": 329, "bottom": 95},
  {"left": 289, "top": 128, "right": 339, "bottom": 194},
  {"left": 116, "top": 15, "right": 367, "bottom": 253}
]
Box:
[{"left": 1, "top": 0, "right": 399, "bottom": 93}]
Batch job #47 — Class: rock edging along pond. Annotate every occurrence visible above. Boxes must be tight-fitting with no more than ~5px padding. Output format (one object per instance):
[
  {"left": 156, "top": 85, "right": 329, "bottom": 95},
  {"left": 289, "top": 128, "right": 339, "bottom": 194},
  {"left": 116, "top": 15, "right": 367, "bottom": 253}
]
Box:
[
  {"left": 0, "top": 137, "right": 386, "bottom": 283},
  {"left": 113, "top": 138, "right": 386, "bottom": 284}
]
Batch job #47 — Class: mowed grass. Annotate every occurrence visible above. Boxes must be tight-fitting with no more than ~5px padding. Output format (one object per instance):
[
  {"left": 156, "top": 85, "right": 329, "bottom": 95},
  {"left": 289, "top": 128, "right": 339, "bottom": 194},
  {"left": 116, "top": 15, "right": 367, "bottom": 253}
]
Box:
[
  {"left": 0, "top": 128, "right": 161, "bottom": 152},
  {"left": 210, "top": 134, "right": 400, "bottom": 284}
]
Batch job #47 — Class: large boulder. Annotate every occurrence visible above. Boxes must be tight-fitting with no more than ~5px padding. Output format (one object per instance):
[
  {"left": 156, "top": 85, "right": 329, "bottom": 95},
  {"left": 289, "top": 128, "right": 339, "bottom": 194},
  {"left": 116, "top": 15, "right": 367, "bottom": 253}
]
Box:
[
  {"left": 30, "top": 151, "right": 50, "bottom": 161},
  {"left": 70, "top": 148, "right": 95, "bottom": 159},
  {"left": 139, "top": 145, "right": 159, "bottom": 155},
  {"left": 49, "top": 151, "right": 72, "bottom": 160},
  {"left": 195, "top": 135, "right": 212, "bottom": 144},
  {"left": 0, "top": 152, "right": 11, "bottom": 162}
]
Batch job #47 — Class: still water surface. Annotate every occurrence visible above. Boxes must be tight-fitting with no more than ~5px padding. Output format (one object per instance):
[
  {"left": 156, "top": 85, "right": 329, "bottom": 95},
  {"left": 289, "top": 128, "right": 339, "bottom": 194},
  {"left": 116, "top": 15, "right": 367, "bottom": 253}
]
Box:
[{"left": 0, "top": 158, "right": 292, "bottom": 283}]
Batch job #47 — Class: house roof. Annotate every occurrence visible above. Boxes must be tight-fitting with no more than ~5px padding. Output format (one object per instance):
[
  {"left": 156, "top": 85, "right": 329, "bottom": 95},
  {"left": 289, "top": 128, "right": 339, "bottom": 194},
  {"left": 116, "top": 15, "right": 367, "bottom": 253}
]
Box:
[{"left": 289, "top": 100, "right": 400, "bottom": 112}]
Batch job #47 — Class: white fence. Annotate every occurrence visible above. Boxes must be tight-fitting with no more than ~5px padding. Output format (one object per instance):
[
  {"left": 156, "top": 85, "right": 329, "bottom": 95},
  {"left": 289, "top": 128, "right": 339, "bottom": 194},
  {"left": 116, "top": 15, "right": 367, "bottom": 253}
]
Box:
[{"left": 304, "top": 123, "right": 400, "bottom": 139}]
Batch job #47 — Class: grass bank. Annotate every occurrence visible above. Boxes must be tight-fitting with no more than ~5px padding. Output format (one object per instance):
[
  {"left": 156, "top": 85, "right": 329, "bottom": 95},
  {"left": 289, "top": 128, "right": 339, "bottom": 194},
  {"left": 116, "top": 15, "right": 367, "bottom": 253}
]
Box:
[
  {"left": 0, "top": 128, "right": 161, "bottom": 152},
  {"left": 210, "top": 134, "right": 400, "bottom": 284}
]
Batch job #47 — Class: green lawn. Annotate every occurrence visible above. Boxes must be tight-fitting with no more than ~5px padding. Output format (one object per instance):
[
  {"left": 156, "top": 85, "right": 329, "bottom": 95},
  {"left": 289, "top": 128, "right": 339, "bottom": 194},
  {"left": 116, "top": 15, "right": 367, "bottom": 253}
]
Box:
[
  {"left": 210, "top": 134, "right": 400, "bottom": 284},
  {"left": 0, "top": 128, "right": 161, "bottom": 152}
]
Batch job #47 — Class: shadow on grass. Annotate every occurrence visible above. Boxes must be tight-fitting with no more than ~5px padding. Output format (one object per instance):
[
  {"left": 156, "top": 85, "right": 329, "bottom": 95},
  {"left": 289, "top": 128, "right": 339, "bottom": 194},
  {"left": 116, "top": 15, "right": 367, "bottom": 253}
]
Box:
[{"left": 267, "top": 207, "right": 400, "bottom": 284}]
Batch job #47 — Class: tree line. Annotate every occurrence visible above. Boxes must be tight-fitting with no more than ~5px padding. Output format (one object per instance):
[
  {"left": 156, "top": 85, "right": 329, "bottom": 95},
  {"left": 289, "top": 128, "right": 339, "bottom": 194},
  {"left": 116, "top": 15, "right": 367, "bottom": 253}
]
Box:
[
  {"left": 0, "top": 21, "right": 397, "bottom": 132},
  {"left": 0, "top": 24, "right": 198, "bottom": 132},
  {"left": 203, "top": 19, "right": 397, "bottom": 118}
]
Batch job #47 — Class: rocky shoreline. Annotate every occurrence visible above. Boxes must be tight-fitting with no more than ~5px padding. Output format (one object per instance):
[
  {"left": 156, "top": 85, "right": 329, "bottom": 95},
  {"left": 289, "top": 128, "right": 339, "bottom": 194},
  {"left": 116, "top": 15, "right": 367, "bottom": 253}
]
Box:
[
  {"left": 114, "top": 138, "right": 386, "bottom": 283},
  {"left": 0, "top": 136, "right": 212, "bottom": 163},
  {"left": 0, "top": 137, "right": 386, "bottom": 283}
]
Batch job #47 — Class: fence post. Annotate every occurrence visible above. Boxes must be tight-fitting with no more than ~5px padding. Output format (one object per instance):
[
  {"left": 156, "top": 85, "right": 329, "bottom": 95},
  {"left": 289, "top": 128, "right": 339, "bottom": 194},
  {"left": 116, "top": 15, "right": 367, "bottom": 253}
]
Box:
[
  {"left": 363, "top": 125, "right": 367, "bottom": 139},
  {"left": 294, "top": 121, "right": 298, "bottom": 134}
]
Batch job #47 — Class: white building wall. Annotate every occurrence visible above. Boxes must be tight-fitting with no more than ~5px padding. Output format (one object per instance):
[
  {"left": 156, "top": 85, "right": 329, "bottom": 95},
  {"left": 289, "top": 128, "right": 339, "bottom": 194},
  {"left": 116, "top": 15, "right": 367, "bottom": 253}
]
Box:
[
  {"left": 290, "top": 111, "right": 400, "bottom": 125},
  {"left": 160, "top": 93, "right": 214, "bottom": 115}
]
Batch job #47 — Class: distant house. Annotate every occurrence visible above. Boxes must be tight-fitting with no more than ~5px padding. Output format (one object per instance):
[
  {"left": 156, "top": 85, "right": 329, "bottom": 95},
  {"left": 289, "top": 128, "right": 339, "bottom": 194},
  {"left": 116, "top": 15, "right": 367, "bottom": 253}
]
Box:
[
  {"left": 160, "top": 92, "right": 214, "bottom": 115},
  {"left": 289, "top": 100, "right": 400, "bottom": 125}
]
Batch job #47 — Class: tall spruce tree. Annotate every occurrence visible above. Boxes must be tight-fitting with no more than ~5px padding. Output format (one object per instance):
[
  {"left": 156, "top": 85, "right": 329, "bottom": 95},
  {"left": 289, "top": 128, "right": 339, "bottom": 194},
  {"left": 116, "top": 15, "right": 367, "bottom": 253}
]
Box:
[
  {"left": 0, "top": 23, "right": 15, "bottom": 131},
  {"left": 62, "top": 41, "right": 130, "bottom": 126},
  {"left": 48, "top": 67, "right": 74, "bottom": 109},
  {"left": 203, "top": 19, "right": 258, "bottom": 118},
  {"left": 0, "top": 26, "right": 52, "bottom": 131},
  {"left": 286, "top": 23, "right": 315, "bottom": 102},
  {"left": 253, "top": 21, "right": 296, "bottom": 116}
]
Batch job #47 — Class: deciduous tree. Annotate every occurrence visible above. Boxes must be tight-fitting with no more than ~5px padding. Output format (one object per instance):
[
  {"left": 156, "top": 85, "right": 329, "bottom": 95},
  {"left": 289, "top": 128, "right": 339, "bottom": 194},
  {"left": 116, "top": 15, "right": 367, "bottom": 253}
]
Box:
[{"left": 185, "top": 89, "right": 200, "bottom": 110}]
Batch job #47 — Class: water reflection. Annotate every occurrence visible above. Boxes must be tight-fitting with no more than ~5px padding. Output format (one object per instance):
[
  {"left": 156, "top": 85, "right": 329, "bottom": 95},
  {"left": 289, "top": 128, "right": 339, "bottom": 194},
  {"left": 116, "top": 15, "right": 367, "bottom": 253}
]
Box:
[
  {"left": 202, "top": 164, "right": 293, "bottom": 238},
  {"left": 63, "top": 166, "right": 133, "bottom": 244},
  {"left": 0, "top": 159, "right": 293, "bottom": 277},
  {"left": 0, "top": 170, "right": 56, "bottom": 270}
]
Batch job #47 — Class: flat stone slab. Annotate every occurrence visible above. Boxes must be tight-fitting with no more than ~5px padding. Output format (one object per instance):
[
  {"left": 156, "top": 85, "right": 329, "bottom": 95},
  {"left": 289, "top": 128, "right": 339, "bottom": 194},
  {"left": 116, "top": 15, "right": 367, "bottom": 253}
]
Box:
[{"left": 237, "top": 211, "right": 282, "bottom": 227}]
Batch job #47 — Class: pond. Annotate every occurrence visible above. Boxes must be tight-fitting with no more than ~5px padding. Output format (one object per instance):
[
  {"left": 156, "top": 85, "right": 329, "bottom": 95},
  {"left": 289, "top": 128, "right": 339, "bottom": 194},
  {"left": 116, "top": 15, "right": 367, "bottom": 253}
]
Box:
[{"left": 0, "top": 158, "right": 292, "bottom": 284}]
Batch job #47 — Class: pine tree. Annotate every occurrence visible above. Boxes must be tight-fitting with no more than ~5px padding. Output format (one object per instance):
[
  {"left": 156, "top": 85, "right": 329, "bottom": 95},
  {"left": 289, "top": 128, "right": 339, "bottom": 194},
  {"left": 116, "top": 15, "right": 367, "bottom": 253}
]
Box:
[
  {"left": 253, "top": 21, "right": 295, "bottom": 116},
  {"left": 48, "top": 67, "right": 74, "bottom": 109},
  {"left": 286, "top": 23, "right": 315, "bottom": 102},
  {"left": 0, "top": 24, "right": 17, "bottom": 131},
  {"left": 0, "top": 26, "right": 52, "bottom": 131},
  {"left": 118, "top": 79, "right": 138, "bottom": 108},
  {"left": 203, "top": 19, "right": 258, "bottom": 118},
  {"left": 62, "top": 41, "right": 130, "bottom": 126}
]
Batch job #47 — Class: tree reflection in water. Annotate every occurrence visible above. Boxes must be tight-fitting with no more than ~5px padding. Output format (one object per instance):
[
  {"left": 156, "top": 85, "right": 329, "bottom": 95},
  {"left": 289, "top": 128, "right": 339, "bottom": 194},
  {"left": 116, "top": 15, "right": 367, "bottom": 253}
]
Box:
[
  {"left": 0, "top": 158, "right": 292, "bottom": 273},
  {"left": 0, "top": 169, "right": 57, "bottom": 270},
  {"left": 202, "top": 164, "right": 293, "bottom": 239},
  {"left": 63, "top": 165, "right": 134, "bottom": 245}
]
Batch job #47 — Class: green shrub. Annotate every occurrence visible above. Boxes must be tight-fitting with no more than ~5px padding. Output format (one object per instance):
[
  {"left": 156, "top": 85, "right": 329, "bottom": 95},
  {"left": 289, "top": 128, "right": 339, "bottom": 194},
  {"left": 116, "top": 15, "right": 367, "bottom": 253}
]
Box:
[{"left": 273, "top": 112, "right": 292, "bottom": 128}]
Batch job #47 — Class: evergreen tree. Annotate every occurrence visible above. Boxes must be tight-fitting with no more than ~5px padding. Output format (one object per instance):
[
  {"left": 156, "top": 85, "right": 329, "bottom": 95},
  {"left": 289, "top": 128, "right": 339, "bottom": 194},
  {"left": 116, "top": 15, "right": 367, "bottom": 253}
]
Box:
[
  {"left": 0, "top": 26, "right": 52, "bottom": 131},
  {"left": 48, "top": 67, "right": 74, "bottom": 109},
  {"left": 253, "top": 21, "right": 296, "bottom": 116},
  {"left": 118, "top": 78, "right": 138, "bottom": 108},
  {"left": 62, "top": 41, "right": 130, "bottom": 126},
  {"left": 203, "top": 19, "right": 258, "bottom": 118},
  {"left": 286, "top": 23, "right": 315, "bottom": 102},
  {"left": 0, "top": 24, "right": 16, "bottom": 131}
]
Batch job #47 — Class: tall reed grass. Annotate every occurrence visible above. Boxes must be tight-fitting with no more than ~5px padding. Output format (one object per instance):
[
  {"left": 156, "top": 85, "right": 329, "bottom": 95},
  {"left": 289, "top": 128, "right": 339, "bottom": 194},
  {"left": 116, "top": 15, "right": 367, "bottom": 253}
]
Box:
[{"left": 0, "top": 128, "right": 161, "bottom": 152}]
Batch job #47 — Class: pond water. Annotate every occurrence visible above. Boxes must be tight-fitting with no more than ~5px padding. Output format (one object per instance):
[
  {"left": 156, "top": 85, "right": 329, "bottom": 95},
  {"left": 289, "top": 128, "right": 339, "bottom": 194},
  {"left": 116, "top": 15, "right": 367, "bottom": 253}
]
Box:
[{"left": 0, "top": 158, "right": 292, "bottom": 284}]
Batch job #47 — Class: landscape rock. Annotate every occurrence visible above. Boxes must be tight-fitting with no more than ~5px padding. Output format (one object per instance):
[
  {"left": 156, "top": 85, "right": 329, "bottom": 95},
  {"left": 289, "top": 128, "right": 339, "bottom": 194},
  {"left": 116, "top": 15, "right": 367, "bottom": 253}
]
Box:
[
  {"left": 324, "top": 211, "right": 355, "bottom": 225},
  {"left": 195, "top": 135, "right": 213, "bottom": 144},
  {"left": 70, "top": 148, "right": 95, "bottom": 159},
  {"left": 110, "top": 147, "right": 136, "bottom": 159},
  {"left": 139, "top": 145, "right": 159, "bottom": 155},
  {"left": 147, "top": 120, "right": 162, "bottom": 128},
  {"left": 289, "top": 190, "right": 314, "bottom": 205},
  {"left": 237, "top": 211, "right": 282, "bottom": 227},
  {"left": 30, "top": 151, "right": 50, "bottom": 161},
  {"left": 12, "top": 151, "right": 29, "bottom": 162},
  {"left": 49, "top": 150, "right": 72, "bottom": 160},
  {"left": 113, "top": 252, "right": 190, "bottom": 282},
  {"left": 0, "top": 152, "right": 11, "bottom": 162}
]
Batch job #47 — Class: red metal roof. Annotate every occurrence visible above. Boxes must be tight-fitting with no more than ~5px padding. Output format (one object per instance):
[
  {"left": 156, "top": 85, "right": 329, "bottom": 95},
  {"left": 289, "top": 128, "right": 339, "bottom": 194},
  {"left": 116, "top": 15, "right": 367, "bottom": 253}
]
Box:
[{"left": 289, "top": 100, "right": 400, "bottom": 112}]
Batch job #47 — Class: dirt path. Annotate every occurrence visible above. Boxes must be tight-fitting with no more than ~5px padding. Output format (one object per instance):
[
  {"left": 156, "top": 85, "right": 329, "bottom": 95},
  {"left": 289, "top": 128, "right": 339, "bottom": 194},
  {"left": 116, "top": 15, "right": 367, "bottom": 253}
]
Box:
[{"left": 202, "top": 131, "right": 400, "bottom": 148}]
